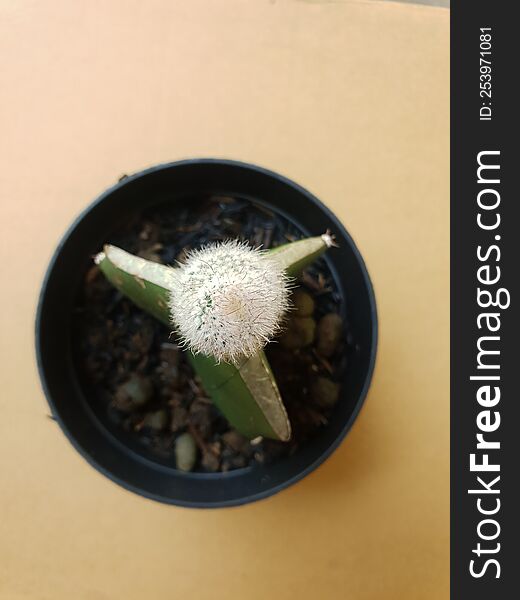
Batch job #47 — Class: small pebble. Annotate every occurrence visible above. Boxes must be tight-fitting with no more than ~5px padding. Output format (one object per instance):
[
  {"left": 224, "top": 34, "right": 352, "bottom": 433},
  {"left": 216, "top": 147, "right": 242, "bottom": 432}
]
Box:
[
  {"left": 311, "top": 377, "right": 340, "bottom": 408},
  {"left": 175, "top": 432, "right": 198, "bottom": 472},
  {"left": 317, "top": 313, "right": 343, "bottom": 357},
  {"left": 292, "top": 289, "right": 315, "bottom": 317},
  {"left": 143, "top": 409, "right": 168, "bottom": 430},
  {"left": 279, "top": 317, "right": 316, "bottom": 350},
  {"left": 113, "top": 375, "right": 153, "bottom": 412}
]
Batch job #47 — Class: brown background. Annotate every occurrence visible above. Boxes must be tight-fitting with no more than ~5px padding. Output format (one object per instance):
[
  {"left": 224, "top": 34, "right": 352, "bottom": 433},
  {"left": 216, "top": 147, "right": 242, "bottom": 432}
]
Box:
[{"left": 0, "top": 1, "right": 449, "bottom": 598}]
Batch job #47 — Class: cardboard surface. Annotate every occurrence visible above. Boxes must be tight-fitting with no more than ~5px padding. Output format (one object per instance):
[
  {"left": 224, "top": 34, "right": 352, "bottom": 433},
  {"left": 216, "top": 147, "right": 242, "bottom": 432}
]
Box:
[{"left": 0, "top": 1, "right": 449, "bottom": 598}]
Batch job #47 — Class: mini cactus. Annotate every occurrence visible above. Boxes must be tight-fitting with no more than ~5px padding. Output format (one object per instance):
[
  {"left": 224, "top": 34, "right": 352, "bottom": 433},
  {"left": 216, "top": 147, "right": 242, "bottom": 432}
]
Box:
[
  {"left": 169, "top": 240, "right": 290, "bottom": 363},
  {"left": 96, "top": 232, "right": 336, "bottom": 441}
]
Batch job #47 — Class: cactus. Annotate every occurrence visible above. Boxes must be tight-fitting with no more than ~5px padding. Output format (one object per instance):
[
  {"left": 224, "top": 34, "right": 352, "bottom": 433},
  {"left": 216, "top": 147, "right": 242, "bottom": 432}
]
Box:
[
  {"left": 169, "top": 240, "right": 290, "bottom": 363},
  {"left": 95, "top": 233, "right": 335, "bottom": 441}
]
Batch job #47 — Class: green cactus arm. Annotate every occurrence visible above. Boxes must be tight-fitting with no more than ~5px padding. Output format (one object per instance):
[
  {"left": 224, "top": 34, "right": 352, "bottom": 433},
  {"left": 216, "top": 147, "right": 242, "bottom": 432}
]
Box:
[
  {"left": 95, "top": 245, "right": 174, "bottom": 324},
  {"left": 268, "top": 231, "right": 336, "bottom": 276},
  {"left": 191, "top": 352, "right": 289, "bottom": 440}
]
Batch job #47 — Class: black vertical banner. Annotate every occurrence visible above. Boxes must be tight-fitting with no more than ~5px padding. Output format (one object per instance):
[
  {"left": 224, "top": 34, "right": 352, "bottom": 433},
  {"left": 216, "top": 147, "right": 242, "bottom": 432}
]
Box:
[{"left": 452, "top": 1, "right": 518, "bottom": 597}]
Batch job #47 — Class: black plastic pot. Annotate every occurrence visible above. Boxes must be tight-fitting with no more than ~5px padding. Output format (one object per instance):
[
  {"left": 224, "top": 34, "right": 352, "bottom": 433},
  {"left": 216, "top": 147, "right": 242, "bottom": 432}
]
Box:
[{"left": 36, "top": 159, "right": 377, "bottom": 508}]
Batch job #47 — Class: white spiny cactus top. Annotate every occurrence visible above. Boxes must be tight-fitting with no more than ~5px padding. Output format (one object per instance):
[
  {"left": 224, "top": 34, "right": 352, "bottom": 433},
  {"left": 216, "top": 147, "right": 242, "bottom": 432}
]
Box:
[{"left": 168, "top": 240, "right": 290, "bottom": 363}]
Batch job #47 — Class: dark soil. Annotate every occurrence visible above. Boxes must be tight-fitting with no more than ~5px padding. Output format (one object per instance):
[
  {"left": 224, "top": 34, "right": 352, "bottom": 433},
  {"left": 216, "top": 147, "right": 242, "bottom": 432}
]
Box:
[{"left": 72, "top": 196, "right": 354, "bottom": 472}]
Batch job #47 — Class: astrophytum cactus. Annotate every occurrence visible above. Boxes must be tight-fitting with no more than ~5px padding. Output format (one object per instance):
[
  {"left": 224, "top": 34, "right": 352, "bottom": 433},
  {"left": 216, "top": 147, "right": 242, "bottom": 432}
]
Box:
[{"left": 96, "top": 233, "right": 336, "bottom": 441}]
